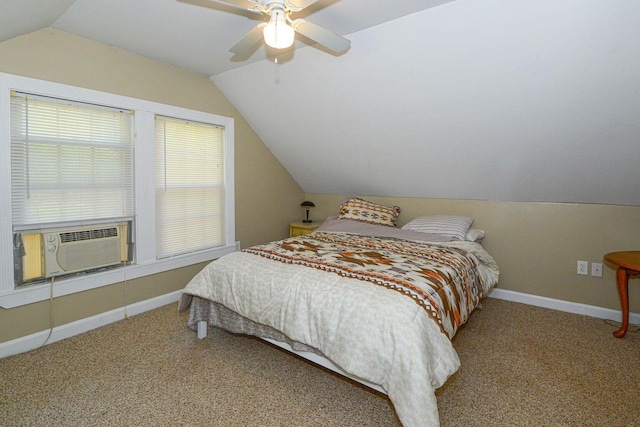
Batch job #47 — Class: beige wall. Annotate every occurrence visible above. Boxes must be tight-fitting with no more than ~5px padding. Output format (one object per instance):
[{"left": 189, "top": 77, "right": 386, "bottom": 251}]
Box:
[
  {"left": 1, "top": 263, "right": 209, "bottom": 342},
  {"left": 2, "top": 28, "right": 637, "bottom": 345},
  {"left": 0, "top": 29, "right": 303, "bottom": 344},
  {"left": 306, "top": 194, "right": 640, "bottom": 314}
]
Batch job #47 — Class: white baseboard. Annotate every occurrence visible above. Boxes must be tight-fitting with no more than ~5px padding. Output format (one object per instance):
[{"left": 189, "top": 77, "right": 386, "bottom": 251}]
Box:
[
  {"left": 3, "top": 288, "right": 637, "bottom": 360},
  {"left": 489, "top": 288, "right": 640, "bottom": 325},
  {"left": 0, "top": 290, "right": 182, "bottom": 359}
]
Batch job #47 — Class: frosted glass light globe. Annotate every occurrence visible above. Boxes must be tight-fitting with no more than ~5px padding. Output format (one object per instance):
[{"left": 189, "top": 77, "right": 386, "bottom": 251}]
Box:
[{"left": 263, "top": 10, "right": 294, "bottom": 49}]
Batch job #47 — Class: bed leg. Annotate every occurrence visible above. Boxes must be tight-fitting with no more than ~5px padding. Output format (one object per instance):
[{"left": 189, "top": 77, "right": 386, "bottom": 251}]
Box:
[{"left": 197, "top": 320, "right": 208, "bottom": 339}]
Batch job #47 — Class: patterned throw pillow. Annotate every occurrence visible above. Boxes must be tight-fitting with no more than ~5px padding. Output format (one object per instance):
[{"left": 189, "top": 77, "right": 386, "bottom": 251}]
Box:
[{"left": 339, "top": 197, "right": 401, "bottom": 227}]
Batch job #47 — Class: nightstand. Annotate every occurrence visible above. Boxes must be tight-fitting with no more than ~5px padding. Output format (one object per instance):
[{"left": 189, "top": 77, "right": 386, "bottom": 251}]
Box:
[{"left": 289, "top": 221, "right": 320, "bottom": 237}]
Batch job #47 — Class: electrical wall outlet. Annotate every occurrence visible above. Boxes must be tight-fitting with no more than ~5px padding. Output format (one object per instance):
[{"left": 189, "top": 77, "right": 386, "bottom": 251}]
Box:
[
  {"left": 591, "top": 262, "right": 603, "bottom": 277},
  {"left": 577, "top": 260, "right": 588, "bottom": 275}
]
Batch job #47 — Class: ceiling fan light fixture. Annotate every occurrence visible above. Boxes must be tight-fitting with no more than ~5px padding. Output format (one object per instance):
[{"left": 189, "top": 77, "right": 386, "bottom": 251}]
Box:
[{"left": 263, "top": 8, "right": 294, "bottom": 49}]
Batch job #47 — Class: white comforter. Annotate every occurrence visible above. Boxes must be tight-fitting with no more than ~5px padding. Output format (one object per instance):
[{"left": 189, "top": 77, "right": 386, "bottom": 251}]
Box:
[{"left": 181, "top": 235, "right": 499, "bottom": 427}]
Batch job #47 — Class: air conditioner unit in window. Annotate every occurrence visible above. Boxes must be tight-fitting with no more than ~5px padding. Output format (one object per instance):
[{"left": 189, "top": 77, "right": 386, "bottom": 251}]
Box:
[{"left": 16, "top": 222, "right": 129, "bottom": 284}]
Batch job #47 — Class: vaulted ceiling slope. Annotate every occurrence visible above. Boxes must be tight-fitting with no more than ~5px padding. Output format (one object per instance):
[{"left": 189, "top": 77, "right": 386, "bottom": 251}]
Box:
[
  {"left": 1, "top": 0, "right": 452, "bottom": 76},
  {"left": 2, "top": 0, "right": 639, "bottom": 206}
]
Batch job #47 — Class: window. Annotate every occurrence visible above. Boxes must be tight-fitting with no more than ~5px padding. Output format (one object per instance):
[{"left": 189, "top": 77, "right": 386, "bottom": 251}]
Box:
[
  {"left": 155, "top": 116, "right": 226, "bottom": 258},
  {"left": 10, "top": 92, "right": 134, "bottom": 229},
  {"left": 0, "top": 73, "right": 235, "bottom": 308}
]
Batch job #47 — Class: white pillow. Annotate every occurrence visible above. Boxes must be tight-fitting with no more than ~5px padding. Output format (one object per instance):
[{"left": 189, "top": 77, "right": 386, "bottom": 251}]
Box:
[
  {"left": 465, "top": 228, "right": 485, "bottom": 242},
  {"left": 402, "top": 215, "right": 474, "bottom": 241}
]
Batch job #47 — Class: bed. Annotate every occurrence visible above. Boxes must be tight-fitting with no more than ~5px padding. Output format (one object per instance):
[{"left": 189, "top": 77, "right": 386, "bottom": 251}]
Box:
[{"left": 179, "top": 198, "right": 499, "bottom": 427}]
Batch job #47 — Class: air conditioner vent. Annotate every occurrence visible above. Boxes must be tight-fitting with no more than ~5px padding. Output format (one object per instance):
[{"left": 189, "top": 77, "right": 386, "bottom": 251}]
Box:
[
  {"left": 41, "top": 223, "right": 129, "bottom": 279},
  {"left": 59, "top": 227, "right": 118, "bottom": 244},
  {"left": 15, "top": 222, "right": 131, "bottom": 285}
]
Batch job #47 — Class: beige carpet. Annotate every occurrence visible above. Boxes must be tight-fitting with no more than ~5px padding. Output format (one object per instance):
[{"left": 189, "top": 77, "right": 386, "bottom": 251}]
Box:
[{"left": 1, "top": 298, "right": 639, "bottom": 426}]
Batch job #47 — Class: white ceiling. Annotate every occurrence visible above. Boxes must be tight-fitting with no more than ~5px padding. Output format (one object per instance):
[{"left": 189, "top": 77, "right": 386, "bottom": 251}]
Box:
[
  {"left": 2, "top": 0, "right": 640, "bottom": 206},
  {"left": 0, "top": 0, "right": 453, "bottom": 76}
]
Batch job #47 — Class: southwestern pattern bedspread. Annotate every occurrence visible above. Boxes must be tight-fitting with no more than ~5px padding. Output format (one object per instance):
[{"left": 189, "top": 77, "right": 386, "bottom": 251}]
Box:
[
  {"left": 244, "top": 231, "right": 485, "bottom": 340},
  {"left": 180, "top": 228, "right": 499, "bottom": 427}
]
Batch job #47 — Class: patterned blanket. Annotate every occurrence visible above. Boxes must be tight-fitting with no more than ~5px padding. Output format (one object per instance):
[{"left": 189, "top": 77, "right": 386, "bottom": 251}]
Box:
[
  {"left": 182, "top": 228, "right": 499, "bottom": 426},
  {"left": 244, "top": 231, "right": 485, "bottom": 339}
]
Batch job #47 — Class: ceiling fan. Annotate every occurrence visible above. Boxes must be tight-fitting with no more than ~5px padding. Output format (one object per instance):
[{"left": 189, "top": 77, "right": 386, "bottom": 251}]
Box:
[{"left": 211, "top": 0, "right": 351, "bottom": 55}]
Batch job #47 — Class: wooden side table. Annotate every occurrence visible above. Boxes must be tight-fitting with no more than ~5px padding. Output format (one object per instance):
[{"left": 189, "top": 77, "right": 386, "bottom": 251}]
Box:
[
  {"left": 289, "top": 221, "right": 320, "bottom": 237},
  {"left": 604, "top": 251, "right": 640, "bottom": 338}
]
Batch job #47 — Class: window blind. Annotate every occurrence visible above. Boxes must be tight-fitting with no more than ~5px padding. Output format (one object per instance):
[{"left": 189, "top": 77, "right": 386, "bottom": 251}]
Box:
[
  {"left": 155, "top": 115, "right": 225, "bottom": 258},
  {"left": 10, "top": 92, "right": 134, "bottom": 229}
]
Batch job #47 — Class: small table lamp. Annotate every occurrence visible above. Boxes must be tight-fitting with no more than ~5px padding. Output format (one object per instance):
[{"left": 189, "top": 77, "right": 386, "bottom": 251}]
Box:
[{"left": 300, "top": 201, "right": 315, "bottom": 223}]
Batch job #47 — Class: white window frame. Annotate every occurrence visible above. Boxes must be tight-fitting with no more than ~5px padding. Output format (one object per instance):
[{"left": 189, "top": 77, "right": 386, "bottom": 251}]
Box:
[{"left": 0, "top": 73, "right": 236, "bottom": 308}]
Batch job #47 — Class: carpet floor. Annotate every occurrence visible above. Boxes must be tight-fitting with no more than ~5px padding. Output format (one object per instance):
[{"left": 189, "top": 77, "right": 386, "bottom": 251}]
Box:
[{"left": 1, "top": 298, "right": 639, "bottom": 426}]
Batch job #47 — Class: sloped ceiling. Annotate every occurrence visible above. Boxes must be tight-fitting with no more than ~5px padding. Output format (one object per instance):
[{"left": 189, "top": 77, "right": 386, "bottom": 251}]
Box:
[
  {"left": 47, "top": 0, "right": 454, "bottom": 76},
  {"left": 212, "top": 0, "right": 640, "bottom": 206},
  {"left": 1, "top": 0, "right": 639, "bottom": 206},
  {"left": 0, "top": 0, "right": 75, "bottom": 42}
]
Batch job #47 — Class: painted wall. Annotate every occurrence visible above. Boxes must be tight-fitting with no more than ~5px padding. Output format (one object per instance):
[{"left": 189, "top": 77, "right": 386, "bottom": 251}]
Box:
[
  {"left": 0, "top": 29, "right": 303, "bottom": 344},
  {"left": 306, "top": 194, "right": 640, "bottom": 314}
]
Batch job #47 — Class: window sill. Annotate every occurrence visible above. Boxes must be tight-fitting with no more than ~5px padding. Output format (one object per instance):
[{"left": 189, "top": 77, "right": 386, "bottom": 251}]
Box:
[{"left": 0, "top": 242, "right": 239, "bottom": 309}]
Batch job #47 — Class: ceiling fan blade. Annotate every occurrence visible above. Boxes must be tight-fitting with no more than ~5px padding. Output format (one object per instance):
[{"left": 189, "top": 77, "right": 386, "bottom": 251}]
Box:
[
  {"left": 285, "top": 0, "right": 320, "bottom": 10},
  {"left": 215, "top": 0, "right": 261, "bottom": 10},
  {"left": 229, "top": 24, "right": 266, "bottom": 54},
  {"left": 292, "top": 20, "right": 351, "bottom": 54}
]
